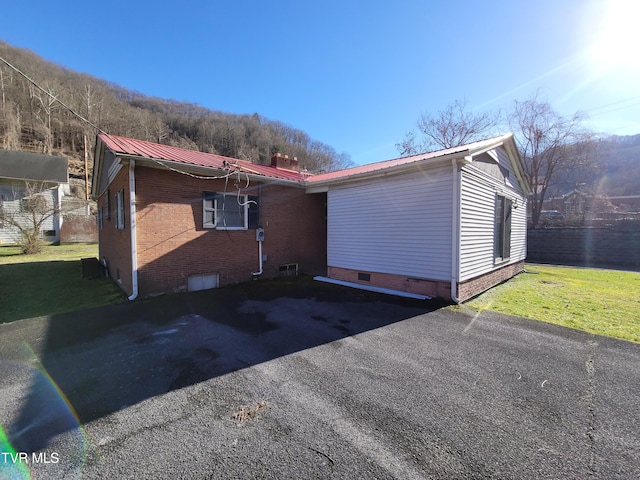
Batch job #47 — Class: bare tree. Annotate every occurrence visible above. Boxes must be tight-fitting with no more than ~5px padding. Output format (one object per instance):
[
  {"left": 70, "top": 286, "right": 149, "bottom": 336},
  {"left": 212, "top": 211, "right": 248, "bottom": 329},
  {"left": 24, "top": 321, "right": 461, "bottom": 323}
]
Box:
[
  {"left": 509, "top": 94, "right": 595, "bottom": 228},
  {"left": 1, "top": 104, "right": 21, "bottom": 150},
  {"left": 397, "top": 98, "right": 500, "bottom": 155},
  {"left": 0, "top": 181, "right": 61, "bottom": 254}
]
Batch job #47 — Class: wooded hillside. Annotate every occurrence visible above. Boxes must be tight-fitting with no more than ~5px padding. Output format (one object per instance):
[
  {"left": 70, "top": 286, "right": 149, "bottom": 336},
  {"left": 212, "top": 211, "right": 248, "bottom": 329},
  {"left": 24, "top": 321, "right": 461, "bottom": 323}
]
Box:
[
  {"left": 596, "top": 134, "right": 640, "bottom": 196},
  {"left": 0, "top": 40, "right": 352, "bottom": 188},
  {"left": 1, "top": 40, "right": 638, "bottom": 199}
]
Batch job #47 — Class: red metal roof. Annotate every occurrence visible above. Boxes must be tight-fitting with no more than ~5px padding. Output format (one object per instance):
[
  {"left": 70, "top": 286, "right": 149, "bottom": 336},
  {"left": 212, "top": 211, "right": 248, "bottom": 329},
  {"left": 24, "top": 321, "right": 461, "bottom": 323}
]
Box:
[
  {"left": 306, "top": 135, "right": 513, "bottom": 184},
  {"left": 98, "top": 133, "right": 309, "bottom": 182},
  {"left": 98, "top": 133, "right": 516, "bottom": 187}
]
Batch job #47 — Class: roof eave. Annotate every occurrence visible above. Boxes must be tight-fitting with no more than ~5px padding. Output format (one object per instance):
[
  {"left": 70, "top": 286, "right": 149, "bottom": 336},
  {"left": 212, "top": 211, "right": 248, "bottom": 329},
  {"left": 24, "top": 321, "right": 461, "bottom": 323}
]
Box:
[
  {"left": 91, "top": 137, "right": 106, "bottom": 198},
  {"left": 117, "top": 154, "right": 304, "bottom": 187},
  {"left": 305, "top": 151, "right": 468, "bottom": 189}
]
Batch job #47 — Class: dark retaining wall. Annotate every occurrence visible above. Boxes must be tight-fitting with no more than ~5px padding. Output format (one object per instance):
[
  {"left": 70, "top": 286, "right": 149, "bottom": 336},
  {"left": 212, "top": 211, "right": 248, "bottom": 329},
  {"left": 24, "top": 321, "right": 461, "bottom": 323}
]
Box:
[
  {"left": 527, "top": 228, "right": 640, "bottom": 270},
  {"left": 60, "top": 215, "right": 98, "bottom": 244}
]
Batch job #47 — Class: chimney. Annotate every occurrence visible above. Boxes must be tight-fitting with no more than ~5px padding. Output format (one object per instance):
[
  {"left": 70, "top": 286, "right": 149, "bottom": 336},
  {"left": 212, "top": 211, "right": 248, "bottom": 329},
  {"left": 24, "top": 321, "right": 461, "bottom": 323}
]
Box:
[{"left": 270, "top": 152, "right": 300, "bottom": 172}]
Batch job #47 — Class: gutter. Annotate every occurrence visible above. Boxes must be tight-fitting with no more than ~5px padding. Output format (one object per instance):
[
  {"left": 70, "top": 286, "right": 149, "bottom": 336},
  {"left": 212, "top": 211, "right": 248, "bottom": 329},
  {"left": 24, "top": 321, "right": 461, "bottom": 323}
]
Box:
[
  {"left": 305, "top": 154, "right": 462, "bottom": 190},
  {"left": 128, "top": 160, "right": 138, "bottom": 300}
]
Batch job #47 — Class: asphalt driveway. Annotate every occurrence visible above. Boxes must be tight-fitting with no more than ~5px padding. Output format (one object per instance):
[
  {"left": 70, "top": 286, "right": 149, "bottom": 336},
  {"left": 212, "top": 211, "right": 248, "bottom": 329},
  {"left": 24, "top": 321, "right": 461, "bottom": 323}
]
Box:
[{"left": 1, "top": 277, "right": 638, "bottom": 479}]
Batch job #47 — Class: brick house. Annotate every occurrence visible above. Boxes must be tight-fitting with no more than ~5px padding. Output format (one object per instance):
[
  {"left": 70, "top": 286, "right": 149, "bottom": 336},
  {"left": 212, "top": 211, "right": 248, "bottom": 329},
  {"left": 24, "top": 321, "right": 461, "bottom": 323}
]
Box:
[{"left": 92, "top": 133, "right": 529, "bottom": 302}]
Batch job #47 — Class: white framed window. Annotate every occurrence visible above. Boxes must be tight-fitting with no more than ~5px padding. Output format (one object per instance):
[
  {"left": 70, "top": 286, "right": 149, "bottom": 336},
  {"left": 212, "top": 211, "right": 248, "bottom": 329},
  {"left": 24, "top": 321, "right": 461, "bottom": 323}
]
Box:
[
  {"left": 494, "top": 195, "right": 512, "bottom": 263},
  {"left": 203, "top": 192, "right": 259, "bottom": 230},
  {"left": 105, "top": 189, "right": 111, "bottom": 220},
  {"left": 116, "top": 189, "right": 125, "bottom": 230}
]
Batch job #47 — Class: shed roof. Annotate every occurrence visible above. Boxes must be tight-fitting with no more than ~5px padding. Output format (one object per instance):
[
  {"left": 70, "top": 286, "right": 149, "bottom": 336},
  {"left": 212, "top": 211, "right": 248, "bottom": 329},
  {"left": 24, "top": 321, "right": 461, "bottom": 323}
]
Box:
[
  {"left": 0, "top": 148, "right": 68, "bottom": 184},
  {"left": 97, "top": 134, "right": 310, "bottom": 182}
]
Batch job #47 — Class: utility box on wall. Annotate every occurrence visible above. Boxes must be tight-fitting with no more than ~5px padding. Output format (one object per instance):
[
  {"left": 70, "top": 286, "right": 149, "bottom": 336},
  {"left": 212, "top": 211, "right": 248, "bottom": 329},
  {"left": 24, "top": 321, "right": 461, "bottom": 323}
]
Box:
[{"left": 256, "top": 227, "right": 265, "bottom": 242}]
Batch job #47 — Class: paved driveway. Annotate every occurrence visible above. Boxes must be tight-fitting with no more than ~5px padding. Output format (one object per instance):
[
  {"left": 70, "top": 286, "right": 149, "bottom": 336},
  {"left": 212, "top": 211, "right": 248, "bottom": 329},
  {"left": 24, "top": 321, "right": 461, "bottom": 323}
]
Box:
[{"left": 1, "top": 279, "right": 638, "bottom": 479}]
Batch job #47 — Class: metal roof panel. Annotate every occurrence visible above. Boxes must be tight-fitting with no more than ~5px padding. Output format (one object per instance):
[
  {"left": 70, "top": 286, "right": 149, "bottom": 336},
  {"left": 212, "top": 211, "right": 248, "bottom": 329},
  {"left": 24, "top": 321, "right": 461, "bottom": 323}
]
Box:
[{"left": 98, "top": 134, "right": 308, "bottom": 182}]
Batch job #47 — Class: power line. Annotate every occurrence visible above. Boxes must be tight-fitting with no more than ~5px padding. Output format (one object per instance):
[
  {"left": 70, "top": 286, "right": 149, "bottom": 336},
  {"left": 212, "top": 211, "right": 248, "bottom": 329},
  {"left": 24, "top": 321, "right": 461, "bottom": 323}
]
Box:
[
  {"left": 0, "top": 54, "right": 107, "bottom": 134},
  {"left": 584, "top": 96, "right": 640, "bottom": 116}
]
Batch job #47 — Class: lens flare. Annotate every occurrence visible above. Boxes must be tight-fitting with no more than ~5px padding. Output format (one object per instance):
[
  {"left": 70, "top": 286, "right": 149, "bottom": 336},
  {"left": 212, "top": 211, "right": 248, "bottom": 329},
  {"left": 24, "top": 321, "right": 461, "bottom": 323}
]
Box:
[
  {"left": 0, "top": 425, "right": 30, "bottom": 480},
  {"left": 1, "top": 343, "right": 90, "bottom": 479},
  {"left": 589, "top": 0, "right": 640, "bottom": 73}
]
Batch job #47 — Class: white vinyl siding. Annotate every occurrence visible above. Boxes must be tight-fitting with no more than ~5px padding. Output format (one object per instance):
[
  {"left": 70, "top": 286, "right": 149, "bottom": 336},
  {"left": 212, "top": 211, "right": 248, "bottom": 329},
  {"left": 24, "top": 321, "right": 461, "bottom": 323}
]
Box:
[
  {"left": 511, "top": 195, "right": 527, "bottom": 261},
  {"left": 327, "top": 166, "right": 453, "bottom": 280},
  {"left": 459, "top": 163, "right": 527, "bottom": 282},
  {"left": 0, "top": 180, "right": 60, "bottom": 244}
]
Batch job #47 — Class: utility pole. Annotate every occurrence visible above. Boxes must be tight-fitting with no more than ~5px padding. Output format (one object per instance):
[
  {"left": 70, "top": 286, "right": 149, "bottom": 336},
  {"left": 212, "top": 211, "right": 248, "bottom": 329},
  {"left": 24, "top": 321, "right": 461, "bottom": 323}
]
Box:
[{"left": 84, "top": 135, "right": 90, "bottom": 203}]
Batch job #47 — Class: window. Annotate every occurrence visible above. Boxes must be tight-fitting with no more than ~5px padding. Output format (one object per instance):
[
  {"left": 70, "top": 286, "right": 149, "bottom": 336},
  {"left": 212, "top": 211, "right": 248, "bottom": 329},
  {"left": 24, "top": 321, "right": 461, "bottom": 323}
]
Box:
[
  {"left": 203, "top": 192, "right": 259, "bottom": 230},
  {"left": 116, "top": 189, "right": 125, "bottom": 230},
  {"left": 97, "top": 206, "right": 103, "bottom": 230},
  {"left": 105, "top": 189, "right": 111, "bottom": 220},
  {"left": 494, "top": 195, "right": 512, "bottom": 262}
]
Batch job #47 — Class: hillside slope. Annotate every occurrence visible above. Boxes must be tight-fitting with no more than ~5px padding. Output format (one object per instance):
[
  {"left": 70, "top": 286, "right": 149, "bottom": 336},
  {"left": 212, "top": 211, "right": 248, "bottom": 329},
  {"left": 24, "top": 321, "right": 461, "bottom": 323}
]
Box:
[{"left": 0, "top": 40, "right": 352, "bottom": 187}]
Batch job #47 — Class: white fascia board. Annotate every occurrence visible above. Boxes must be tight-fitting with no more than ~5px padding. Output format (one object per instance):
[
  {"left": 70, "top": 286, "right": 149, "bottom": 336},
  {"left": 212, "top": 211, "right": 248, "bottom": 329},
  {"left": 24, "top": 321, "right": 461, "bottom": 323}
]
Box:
[
  {"left": 305, "top": 185, "right": 329, "bottom": 193},
  {"left": 91, "top": 139, "right": 105, "bottom": 198},
  {"left": 502, "top": 138, "right": 531, "bottom": 195}
]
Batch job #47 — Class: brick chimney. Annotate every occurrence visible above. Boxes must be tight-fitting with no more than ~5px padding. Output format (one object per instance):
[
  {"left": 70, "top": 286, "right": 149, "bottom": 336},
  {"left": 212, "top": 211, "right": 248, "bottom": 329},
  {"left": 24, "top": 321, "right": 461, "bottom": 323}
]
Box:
[{"left": 270, "top": 153, "right": 300, "bottom": 171}]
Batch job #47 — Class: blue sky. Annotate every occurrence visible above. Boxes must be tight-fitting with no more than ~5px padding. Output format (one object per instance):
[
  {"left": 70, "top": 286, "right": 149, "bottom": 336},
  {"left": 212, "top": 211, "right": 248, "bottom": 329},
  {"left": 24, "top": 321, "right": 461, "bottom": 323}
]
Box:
[{"left": 2, "top": 0, "right": 639, "bottom": 165}]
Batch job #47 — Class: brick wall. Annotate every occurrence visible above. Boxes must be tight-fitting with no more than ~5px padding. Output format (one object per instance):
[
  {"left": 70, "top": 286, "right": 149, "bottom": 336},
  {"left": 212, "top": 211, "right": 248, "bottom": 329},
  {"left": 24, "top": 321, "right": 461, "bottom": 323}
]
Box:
[
  {"left": 527, "top": 228, "right": 640, "bottom": 270},
  {"left": 328, "top": 261, "right": 525, "bottom": 303},
  {"left": 134, "top": 166, "right": 326, "bottom": 296},
  {"left": 328, "top": 266, "right": 451, "bottom": 299},
  {"left": 97, "top": 167, "right": 133, "bottom": 295},
  {"left": 457, "top": 261, "right": 525, "bottom": 302}
]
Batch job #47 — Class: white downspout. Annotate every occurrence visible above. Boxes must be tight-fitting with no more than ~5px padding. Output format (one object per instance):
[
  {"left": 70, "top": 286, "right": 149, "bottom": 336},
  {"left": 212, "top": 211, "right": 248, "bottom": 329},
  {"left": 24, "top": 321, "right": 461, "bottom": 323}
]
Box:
[
  {"left": 55, "top": 184, "right": 63, "bottom": 240},
  {"left": 252, "top": 227, "right": 265, "bottom": 276},
  {"left": 252, "top": 239, "right": 263, "bottom": 276},
  {"left": 451, "top": 159, "right": 461, "bottom": 304},
  {"left": 128, "top": 160, "right": 138, "bottom": 300}
]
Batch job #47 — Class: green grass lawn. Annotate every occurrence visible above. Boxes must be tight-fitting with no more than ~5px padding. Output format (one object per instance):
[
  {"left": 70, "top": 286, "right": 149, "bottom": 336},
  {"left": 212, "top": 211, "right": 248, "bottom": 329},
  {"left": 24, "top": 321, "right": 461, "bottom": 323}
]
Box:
[
  {"left": 0, "top": 243, "right": 126, "bottom": 323},
  {"left": 461, "top": 264, "right": 640, "bottom": 343}
]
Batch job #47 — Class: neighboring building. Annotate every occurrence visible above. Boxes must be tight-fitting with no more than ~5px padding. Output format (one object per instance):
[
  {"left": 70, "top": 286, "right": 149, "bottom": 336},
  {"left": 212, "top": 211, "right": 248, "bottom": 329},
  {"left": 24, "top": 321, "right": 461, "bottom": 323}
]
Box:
[
  {"left": 608, "top": 195, "right": 640, "bottom": 212},
  {"left": 0, "top": 148, "right": 68, "bottom": 244},
  {"left": 92, "top": 133, "right": 529, "bottom": 302},
  {"left": 544, "top": 190, "right": 636, "bottom": 218}
]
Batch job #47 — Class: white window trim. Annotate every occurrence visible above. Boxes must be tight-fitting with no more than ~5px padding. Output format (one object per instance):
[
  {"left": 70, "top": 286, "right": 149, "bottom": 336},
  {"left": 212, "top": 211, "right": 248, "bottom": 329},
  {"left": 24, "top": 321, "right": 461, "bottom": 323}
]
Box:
[
  {"left": 203, "top": 192, "right": 249, "bottom": 230},
  {"left": 116, "top": 189, "right": 125, "bottom": 230},
  {"left": 494, "top": 194, "right": 512, "bottom": 264}
]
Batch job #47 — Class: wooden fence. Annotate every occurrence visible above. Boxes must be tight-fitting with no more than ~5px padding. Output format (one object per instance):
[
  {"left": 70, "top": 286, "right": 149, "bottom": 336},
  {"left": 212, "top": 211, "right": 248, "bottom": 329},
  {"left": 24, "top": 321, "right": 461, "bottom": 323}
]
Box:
[{"left": 527, "top": 227, "right": 640, "bottom": 270}]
